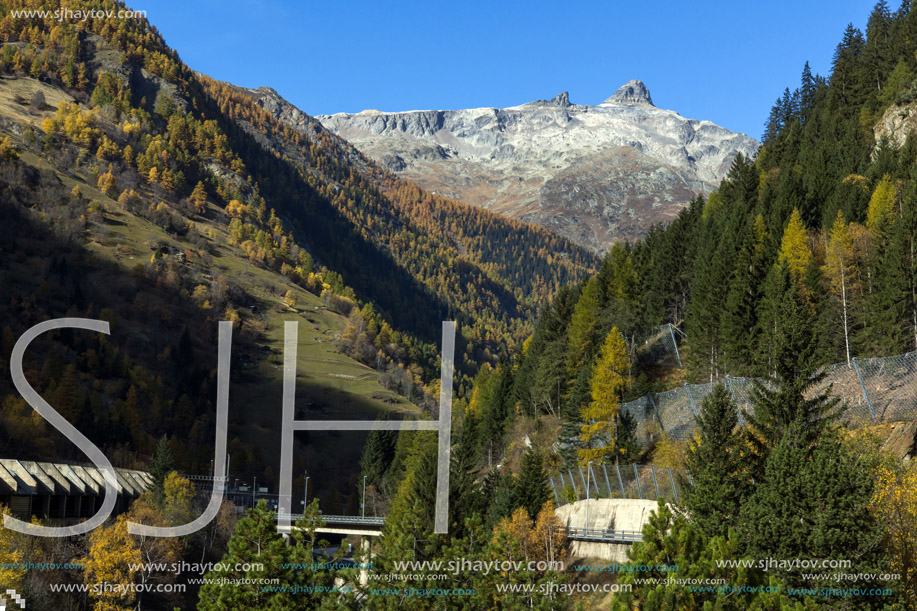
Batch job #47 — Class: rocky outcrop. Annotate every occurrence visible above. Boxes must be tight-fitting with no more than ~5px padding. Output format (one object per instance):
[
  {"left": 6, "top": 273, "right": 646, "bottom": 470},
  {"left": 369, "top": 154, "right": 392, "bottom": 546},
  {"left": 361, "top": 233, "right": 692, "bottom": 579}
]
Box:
[
  {"left": 874, "top": 101, "right": 917, "bottom": 149},
  {"left": 317, "top": 81, "right": 759, "bottom": 251},
  {"left": 524, "top": 91, "right": 572, "bottom": 108},
  {"left": 604, "top": 79, "right": 654, "bottom": 106},
  {"left": 238, "top": 85, "right": 372, "bottom": 172}
]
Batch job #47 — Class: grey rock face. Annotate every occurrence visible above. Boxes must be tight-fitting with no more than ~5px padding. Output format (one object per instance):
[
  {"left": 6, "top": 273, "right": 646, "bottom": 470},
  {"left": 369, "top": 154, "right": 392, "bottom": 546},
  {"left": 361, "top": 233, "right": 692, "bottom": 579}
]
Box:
[
  {"left": 524, "top": 91, "right": 572, "bottom": 108},
  {"left": 604, "top": 79, "right": 654, "bottom": 106},
  {"left": 314, "top": 82, "right": 758, "bottom": 251}
]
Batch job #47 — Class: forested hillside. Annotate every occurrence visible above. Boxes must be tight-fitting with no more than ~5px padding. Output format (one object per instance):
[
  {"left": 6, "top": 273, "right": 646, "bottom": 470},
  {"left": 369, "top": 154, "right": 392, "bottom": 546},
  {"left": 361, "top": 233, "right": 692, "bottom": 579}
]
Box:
[
  {"left": 0, "top": 0, "right": 597, "bottom": 414},
  {"left": 0, "top": 0, "right": 599, "bottom": 477},
  {"left": 467, "top": 0, "right": 917, "bottom": 467},
  {"left": 437, "top": 4, "right": 917, "bottom": 608}
]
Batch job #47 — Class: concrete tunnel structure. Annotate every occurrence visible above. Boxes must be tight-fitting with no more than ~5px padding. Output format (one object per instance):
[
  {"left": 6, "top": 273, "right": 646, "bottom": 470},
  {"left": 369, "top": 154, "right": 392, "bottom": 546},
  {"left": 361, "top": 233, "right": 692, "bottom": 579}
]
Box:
[{"left": 0, "top": 459, "right": 152, "bottom": 521}]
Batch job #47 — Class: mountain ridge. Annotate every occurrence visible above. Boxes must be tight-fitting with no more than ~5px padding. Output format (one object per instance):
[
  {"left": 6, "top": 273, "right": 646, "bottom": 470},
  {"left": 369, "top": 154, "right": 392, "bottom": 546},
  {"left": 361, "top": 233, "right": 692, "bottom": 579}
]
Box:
[{"left": 317, "top": 82, "right": 760, "bottom": 251}]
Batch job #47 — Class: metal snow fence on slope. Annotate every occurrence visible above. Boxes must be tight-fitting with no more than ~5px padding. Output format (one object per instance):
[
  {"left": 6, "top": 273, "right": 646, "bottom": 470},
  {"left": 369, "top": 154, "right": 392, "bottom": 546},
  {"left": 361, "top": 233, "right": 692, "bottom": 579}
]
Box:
[
  {"left": 549, "top": 463, "right": 690, "bottom": 506},
  {"left": 618, "top": 350, "right": 917, "bottom": 445},
  {"left": 631, "top": 324, "right": 683, "bottom": 369}
]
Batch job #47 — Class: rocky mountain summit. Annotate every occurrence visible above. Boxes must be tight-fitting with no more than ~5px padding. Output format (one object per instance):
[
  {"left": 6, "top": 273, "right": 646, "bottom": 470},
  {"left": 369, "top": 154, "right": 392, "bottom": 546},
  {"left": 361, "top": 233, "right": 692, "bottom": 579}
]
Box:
[
  {"left": 605, "top": 79, "right": 654, "bottom": 106},
  {"left": 317, "top": 81, "right": 759, "bottom": 251}
]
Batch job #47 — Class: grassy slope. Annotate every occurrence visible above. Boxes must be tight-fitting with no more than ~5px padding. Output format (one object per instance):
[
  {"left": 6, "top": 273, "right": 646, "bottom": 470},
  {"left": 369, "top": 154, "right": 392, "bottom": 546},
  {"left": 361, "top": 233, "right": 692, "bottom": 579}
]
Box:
[{"left": 0, "top": 75, "right": 419, "bottom": 497}]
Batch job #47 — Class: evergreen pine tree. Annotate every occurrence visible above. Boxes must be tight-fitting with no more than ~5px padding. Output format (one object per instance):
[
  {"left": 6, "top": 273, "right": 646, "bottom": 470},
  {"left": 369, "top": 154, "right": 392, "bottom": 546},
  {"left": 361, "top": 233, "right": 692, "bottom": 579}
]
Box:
[
  {"left": 531, "top": 336, "right": 568, "bottom": 418},
  {"left": 865, "top": 215, "right": 911, "bottom": 354},
  {"left": 739, "top": 425, "right": 885, "bottom": 591},
  {"left": 565, "top": 277, "right": 600, "bottom": 376},
  {"left": 480, "top": 360, "right": 514, "bottom": 466},
  {"left": 324, "top": 485, "right": 343, "bottom": 515},
  {"left": 747, "top": 264, "right": 840, "bottom": 473},
  {"left": 360, "top": 418, "right": 397, "bottom": 487},
  {"left": 150, "top": 435, "right": 175, "bottom": 504},
  {"left": 448, "top": 425, "right": 483, "bottom": 537},
  {"left": 513, "top": 450, "right": 550, "bottom": 519},
  {"left": 198, "top": 499, "right": 349, "bottom": 609},
  {"left": 615, "top": 409, "right": 641, "bottom": 464},
  {"left": 683, "top": 385, "right": 749, "bottom": 540},
  {"left": 481, "top": 468, "right": 516, "bottom": 529},
  {"left": 831, "top": 24, "right": 868, "bottom": 111},
  {"left": 612, "top": 501, "right": 799, "bottom": 611},
  {"left": 53, "top": 364, "right": 82, "bottom": 422},
  {"left": 865, "top": 0, "right": 893, "bottom": 96},
  {"left": 605, "top": 242, "right": 639, "bottom": 308},
  {"left": 763, "top": 98, "right": 784, "bottom": 143},
  {"left": 686, "top": 227, "right": 733, "bottom": 382},
  {"left": 800, "top": 61, "right": 818, "bottom": 120},
  {"left": 720, "top": 218, "right": 766, "bottom": 374},
  {"left": 563, "top": 352, "right": 595, "bottom": 422}
]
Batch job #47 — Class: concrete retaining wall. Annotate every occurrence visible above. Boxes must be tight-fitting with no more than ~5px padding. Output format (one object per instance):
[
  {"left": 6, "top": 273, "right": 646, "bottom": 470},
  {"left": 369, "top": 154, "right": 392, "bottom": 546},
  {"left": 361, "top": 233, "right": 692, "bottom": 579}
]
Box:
[
  {"left": 556, "top": 498, "right": 660, "bottom": 531},
  {"left": 556, "top": 498, "right": 662, "bottom": 561}
]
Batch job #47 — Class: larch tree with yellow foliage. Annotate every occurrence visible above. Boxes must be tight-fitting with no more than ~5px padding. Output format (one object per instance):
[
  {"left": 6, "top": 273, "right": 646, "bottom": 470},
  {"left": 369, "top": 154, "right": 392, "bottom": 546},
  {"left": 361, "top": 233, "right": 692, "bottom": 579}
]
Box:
[
  {"left": 491, "top": 503, "right": 567, "bottom": 568},
  {"left": 578, "top": 326, "right": 629, "bottom": 464},
  {"left": 778, "top": 208, "right": 812, "bottom": 281},
  {"left": 821, "top": 212, "right": 867, "bottom": 365},
  {"left": 162, "top": 471, "right": 194, "bottom": 526},
  {"left": 96, "top": 163, "right": 116, "bottom": 197},
  {"left": 488, "top": 503, "right": 568, "bottom": 609},
  {"left": 125, "top": 496, "right": 182, "bottom": 607},
  {"left": 0, "top": 135, "right": 19, "bottom": 161},
  {"left": 189, "top": 181, "right": 207, "bottom": 214},
  {"left": 871, "top": 463, "right": 917, "bottom": 610},
  {"left": 866, "top": 174, "right": 898, "bottom": 234},
  {"left": 81, "top": 515, "right": 142, "bottom": 611},
  {"left": 0, "top": 505, "right": 25, "bottom": 593}
]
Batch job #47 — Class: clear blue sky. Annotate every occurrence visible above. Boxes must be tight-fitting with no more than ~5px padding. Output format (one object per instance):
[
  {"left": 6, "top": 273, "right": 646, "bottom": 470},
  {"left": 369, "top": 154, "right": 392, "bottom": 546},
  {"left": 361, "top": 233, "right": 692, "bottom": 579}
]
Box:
[{"left": 146, "top": 0, "right": 878, "bottom": 139}]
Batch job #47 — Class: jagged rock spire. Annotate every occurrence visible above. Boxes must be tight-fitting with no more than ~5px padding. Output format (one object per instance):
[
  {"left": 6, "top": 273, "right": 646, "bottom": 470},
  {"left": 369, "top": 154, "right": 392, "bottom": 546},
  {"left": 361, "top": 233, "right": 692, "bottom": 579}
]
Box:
[{"left": 604, "top": 80, "right": 654, "bottom": 106}]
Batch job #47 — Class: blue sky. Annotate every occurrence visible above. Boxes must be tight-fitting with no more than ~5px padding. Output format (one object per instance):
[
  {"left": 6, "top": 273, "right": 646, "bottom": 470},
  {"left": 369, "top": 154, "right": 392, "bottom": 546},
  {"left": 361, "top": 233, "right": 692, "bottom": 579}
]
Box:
[{"left": 146, "top": 0, "right": 878, "bottom": 139}]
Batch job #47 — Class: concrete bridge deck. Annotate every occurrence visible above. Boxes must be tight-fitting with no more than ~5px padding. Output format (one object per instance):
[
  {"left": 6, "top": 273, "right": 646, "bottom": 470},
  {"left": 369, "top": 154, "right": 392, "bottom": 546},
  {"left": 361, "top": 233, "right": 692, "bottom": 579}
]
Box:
[{"left": 276, "top": 514, "right": 385, "bottom": 537}]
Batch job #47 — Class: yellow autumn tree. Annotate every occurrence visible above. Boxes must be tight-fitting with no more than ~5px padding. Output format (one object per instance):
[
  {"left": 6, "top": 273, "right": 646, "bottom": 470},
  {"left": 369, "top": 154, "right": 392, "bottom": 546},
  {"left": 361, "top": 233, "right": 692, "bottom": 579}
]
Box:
[
  {"left": 226, "top": 199, "right": 246, "bottom": 218},
  {"left": 579, "top": 327, "right": 629, "bottom": 464},
  {"left": 0, "top": 505, "right": 26, "bottom": 592},
  {"left": 491, "top": 502, "right": 566, "bottom": 566},
  {"left": 702, "top": 188, "right": 721, "bottom": 220},
  {"left": 466, "top": 363, "right": 495, "bottom": 417},
  {"left": 125, "top": 495, "right": 181, "bottom": 599},
  {"left": 189, "top": 181, "right": 208, "bottom": 214},
  {"left": 97, "top": 164, "right": 116, "bottom": 197},
  {"left": 778, "top": 208, "right": 812, "bottom": 280},
  {"left": 0, "top": 135, "right": 19, "bottom": 161},
  {"left": 81, "top": 515, "right": 141, "bottom": 611},
  {"left": 866, "top": 174, "right": 898, "bottom": 233},
  {"left": 871, "top": 463, "right": 917, "bottom": 609},
  {"left": 192, "top": 284, "right": 212, "bottom": 309},
  {"left": 162, "top": 472, "right": 194, "bottom": 526},
  {"left": 532, "top": 501, "right": 567, "bottom": 566},
  {"left": 494, "top": 507, "right": 539, "bottom": 562},
  {"left": 653, "top": 432, "right": 688, "bottom": 470},
  {"left": 821, "top": 212, "right": 866, "bottom": 365},
  {"left": 95, "top": 136, "right": 120, "bottom": 161}
]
